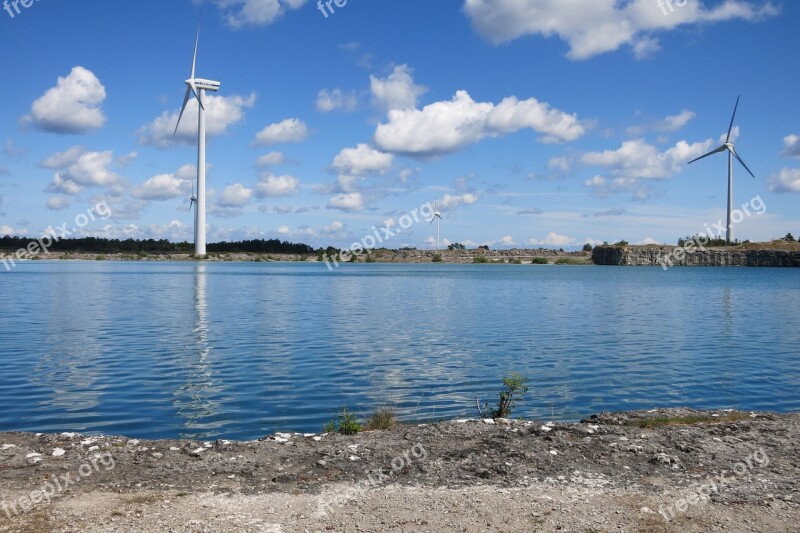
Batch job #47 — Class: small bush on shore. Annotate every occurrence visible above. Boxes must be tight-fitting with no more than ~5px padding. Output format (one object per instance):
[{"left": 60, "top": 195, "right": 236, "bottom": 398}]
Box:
[
  {"left": 365, "top": 408, "right": 397, "bottom": 430},
  {"left": 323, "top": 408, "right": 362, "bottom": 435},
  {"left": 473, "top": 255, "right": 488, "bottom": 264},
  {"left": 95, "top": 255, "right": 107, "bottom": 261},
  {"left": 432, "top": 254, "right": 443, "bottom": 263},
  {"left": 509, "top": 258, "right": 522, "bottom": 264},
  {"left": 554, "top": 257, "right": 585, "bottom": 265},
  {"left": 477, "top": 373, "right": 529, "bottom": 419},
  {"left": 531, "top": 257, "right": 548, "bottom": 264}
]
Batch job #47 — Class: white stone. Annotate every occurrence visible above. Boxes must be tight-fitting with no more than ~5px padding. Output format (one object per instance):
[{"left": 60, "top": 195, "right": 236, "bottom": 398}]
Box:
[
  {"left": 1, "top": 444, "right": 16, "bottom": 450},
  {"left": 549, "top": 450, "right": 558, "bottom": 456},
  {"left": 26, "top": 452, "right": 42, "bottom": 458},
  {"left": 52, "top": 448, "right": 66, "bottom": 457},
  {"left": 127, "top": 439, "right": 140, "bottom": 446}
]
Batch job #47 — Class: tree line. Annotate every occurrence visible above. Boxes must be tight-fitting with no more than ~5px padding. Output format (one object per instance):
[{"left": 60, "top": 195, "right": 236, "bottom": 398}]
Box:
[{"left": 0, "top": 236, "right": 315, "bottom": 255}]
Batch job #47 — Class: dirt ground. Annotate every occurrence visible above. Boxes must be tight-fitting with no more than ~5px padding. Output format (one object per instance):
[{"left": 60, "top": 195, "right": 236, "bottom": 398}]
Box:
[{"left": 1, "top": 408, "right": 798, "bottom": 532}]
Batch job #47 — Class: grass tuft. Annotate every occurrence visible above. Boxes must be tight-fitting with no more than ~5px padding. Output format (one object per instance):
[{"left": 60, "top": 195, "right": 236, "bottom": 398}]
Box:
[{"left": 626, "top": 412, "right": 750, "bottom": 428}]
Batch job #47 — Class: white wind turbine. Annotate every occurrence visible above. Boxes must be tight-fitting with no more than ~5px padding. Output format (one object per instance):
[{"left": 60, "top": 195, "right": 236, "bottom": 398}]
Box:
[
  {"left": 687, "top": 95, "right": 756, "bottom": 243},
  {"left": 429, "top": 201, "right": 444, "bottom": 251},
  {"left": 174, "top": 28, "right": 220, "bottom": 256}
]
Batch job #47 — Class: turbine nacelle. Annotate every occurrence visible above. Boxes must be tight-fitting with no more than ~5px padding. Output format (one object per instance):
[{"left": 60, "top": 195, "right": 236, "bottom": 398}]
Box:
[{"left": 189, "top": 78, "right": 221, "bottom": 92}]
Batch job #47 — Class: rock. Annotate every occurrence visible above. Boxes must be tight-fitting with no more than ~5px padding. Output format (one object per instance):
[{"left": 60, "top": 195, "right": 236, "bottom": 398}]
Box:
[
  {"left": 52, "top": 448, "right": 66, "bottom": 456},
  {"left": 650, "top": 453, "right": 680, "bottom": 466}
]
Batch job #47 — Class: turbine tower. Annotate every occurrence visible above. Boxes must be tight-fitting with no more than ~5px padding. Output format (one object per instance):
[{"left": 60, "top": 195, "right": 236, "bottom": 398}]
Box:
[
  {"left": 174, "top": 29, "right": 220, "bottom": 257},
  {"left": 687, "top": 96, "right": 756, "bottom": 243},
  {"left": 429, "top": 201, "right": 444, "bottom": 251}
]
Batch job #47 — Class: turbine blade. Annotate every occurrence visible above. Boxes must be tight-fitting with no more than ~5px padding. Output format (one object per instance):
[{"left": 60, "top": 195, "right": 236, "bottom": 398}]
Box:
[
  {"left": 687, "top": 145, "right": 726, "bottom": 165},
  {"left": 191, "top": 28, "right": 199, "bottom": 80},
  {"left": 429, "top": 218, "right": 435, "bottom": 225},
  {"left": 730, "top": 147, "right": 756, "bottom": 179},
  {"left": 726, "top": 95, "right": 740, "bottom": 143},
  {"left": 189, "top": 81, "right": 204, "bottom": 110},
  {"left": 174, "top": 87, "right": 192, "bottom": 136}
]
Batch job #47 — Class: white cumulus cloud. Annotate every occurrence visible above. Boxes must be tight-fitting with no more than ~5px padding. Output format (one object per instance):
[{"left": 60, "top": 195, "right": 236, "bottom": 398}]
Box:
[
  {"left": 219, "top": 183, "right": 253, "bottom": 207},
  {"left": 463, "top": 0, "right": 779, "bottom": 60},
  {"left": 317, "top": 88, "right": 357, "bottom": 112},
  {"left": 255, "top": 118, "right": 309, "bottom": 146},
  {"left": 138, "top": 93, "right": 256, "bottom": 148},
  {"left": 210, "top": 0, "right": 308, "bottom": 28},
  {"left": 255, "top": 173, "right": 300, "bottom": 197},
  {"left": 331, "top": 144, "right": 393, "bottom": 176},
  {"left": 374, "top": 90, "right": 585, "bottom": 156},
  {"left": 25, "top": 66, "right": 106, "bottom": 134},
  {"left": 767, "top": 168, "right": 800, "bottom": 193},
  {"left": 781, "top": 134, "right": 800, "bottom": 158},
  {"left": 370, "top": 65, "right": 427, "bottom": 112},
  {"left": 328, "top": 192, "right": 364, "bottom": 211}
]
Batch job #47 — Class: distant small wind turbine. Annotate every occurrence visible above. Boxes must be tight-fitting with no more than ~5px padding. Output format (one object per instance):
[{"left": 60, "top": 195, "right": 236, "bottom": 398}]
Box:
[
  {"left": 429, "top": 201, "right": 444, "bottom": 251},
  {"left": 687, "top": 95, "right": 756, "bottom": 243},
  {"left": 174, "top": 28, "right": 220, "bottom": 256}
]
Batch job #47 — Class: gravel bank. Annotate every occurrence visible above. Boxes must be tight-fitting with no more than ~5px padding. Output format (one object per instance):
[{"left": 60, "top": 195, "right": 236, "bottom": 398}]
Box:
[{"left": 1, "top": 408, "right": 798, "bottom": 532}]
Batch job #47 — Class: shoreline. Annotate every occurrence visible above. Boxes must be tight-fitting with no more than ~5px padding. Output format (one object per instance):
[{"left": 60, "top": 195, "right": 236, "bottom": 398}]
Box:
[{"left": 1, "top": 408, "right": 798, "bottom": 531}]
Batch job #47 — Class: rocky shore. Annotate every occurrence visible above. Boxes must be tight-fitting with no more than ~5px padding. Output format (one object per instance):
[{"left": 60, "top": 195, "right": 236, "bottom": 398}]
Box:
[
  {"left": 1, "top": 408, "right": 798, "bottom": 532},
  {"left": 592, "top": 242, "right": 800, "bottom": 268},
  {"left": 5, "top": 248, "right": 593, "bottom": 265}
]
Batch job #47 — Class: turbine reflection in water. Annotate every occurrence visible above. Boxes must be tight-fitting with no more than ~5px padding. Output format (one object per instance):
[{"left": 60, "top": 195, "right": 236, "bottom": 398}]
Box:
[{"left": 172, "top": 264, "right": 224, "bottom": 438}]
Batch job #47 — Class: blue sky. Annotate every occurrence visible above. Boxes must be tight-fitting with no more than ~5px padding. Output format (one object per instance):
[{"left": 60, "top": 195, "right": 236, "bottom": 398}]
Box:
[{"left": 1, "top": 0, "right": 798, "bottom": 249}]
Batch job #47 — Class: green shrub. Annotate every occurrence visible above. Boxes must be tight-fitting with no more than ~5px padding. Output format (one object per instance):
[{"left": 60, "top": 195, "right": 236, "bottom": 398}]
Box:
[
  {"left": 432, "top": 254, "right": 443, "bottom": 263},
  {"left": 554, "top": 257, "right": 585, "bottom": 265},
  {"left": 473, "top": 255, "right": 488, "bottom": 264},
  {"left": 365, "top": 254, "right": 376, "bottom": 263},
  {"left": 323, "top": 408, "right": 362, "bottom": 435},
  {"left": 531, "top": 257, "right": 548, "bottom": 264},
  {"left": 95, "top": 255, "right": 107, "bottom": 261},
  {"left": 477, "top": 374, "right": 529, "bottom": 419},
  {"left": 509, "top": 258, "right": 522, "bottom": 264}
]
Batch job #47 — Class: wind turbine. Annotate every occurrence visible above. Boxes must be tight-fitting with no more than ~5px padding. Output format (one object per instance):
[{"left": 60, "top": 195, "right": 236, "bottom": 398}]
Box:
[
  {"left": 174, "top": 28, "right": 220, "bottom": 256},
  {"left": 687, "top": 96, "right": 756, "bottom": 243},
  {"left": 429, "top": 201, "right": 444, "bottom": 251}
]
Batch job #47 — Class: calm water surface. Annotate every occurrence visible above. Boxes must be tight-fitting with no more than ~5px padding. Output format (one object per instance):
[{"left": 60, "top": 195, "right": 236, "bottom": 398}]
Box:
[{"left": 0, "top": 261, "right": 798, "bottom": 440}]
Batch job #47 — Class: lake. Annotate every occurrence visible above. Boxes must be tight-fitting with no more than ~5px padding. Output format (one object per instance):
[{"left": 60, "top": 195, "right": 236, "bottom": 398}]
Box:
[{"left": 0, "top": 261, "right": 798, "bottom": 440}]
